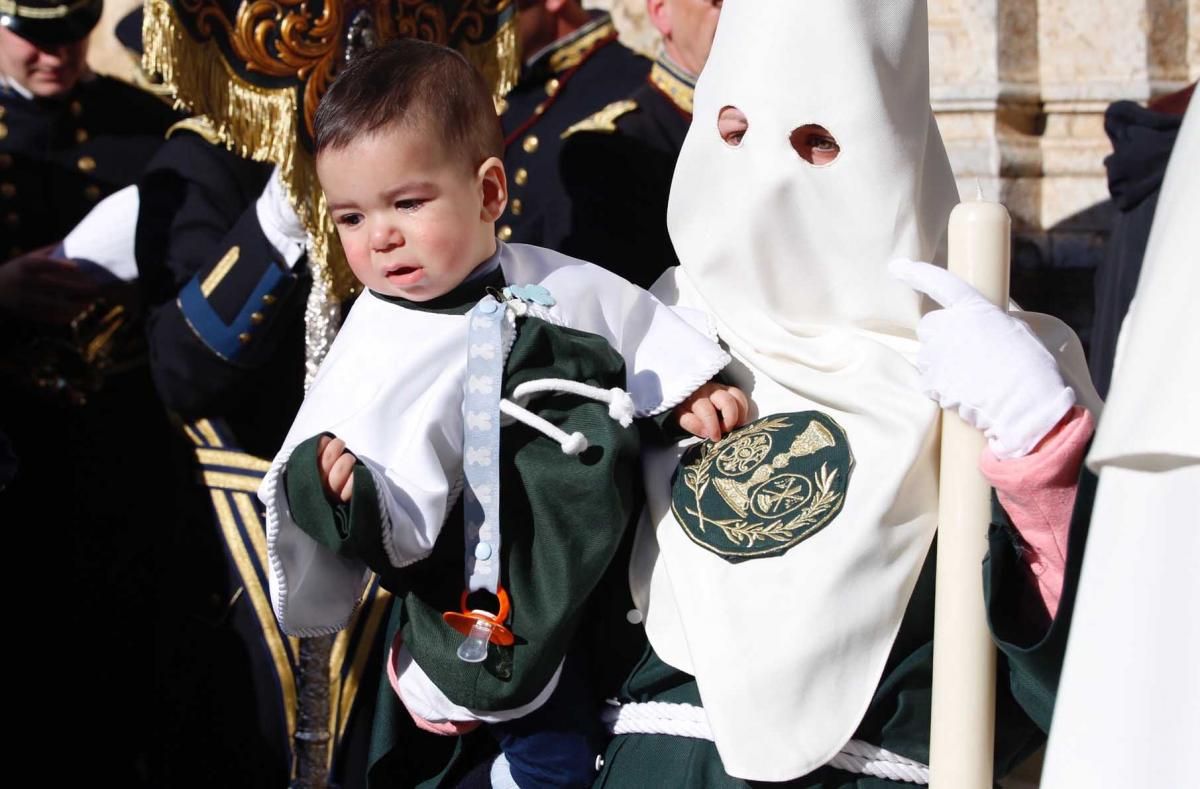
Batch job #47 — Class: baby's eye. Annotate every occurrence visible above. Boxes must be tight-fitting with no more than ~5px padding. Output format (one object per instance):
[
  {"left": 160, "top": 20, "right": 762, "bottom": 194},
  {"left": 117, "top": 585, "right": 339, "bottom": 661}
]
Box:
[
  {"left": 335, "top": 213, "right": 363, "bottom": 228},
  {"left": 395, "top": 198, "right": 426, "bottom": 212}
]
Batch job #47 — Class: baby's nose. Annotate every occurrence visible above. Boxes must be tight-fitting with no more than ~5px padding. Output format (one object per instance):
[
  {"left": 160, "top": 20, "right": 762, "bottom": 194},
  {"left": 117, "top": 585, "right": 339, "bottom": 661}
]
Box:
[{"left": 370, "top": 222, "right": 403, "bottom": 251}]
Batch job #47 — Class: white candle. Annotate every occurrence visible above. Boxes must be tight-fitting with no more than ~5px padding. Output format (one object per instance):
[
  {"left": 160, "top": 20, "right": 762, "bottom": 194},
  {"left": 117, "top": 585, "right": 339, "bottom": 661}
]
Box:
[{"left": 928, "top": 194, "right": 1010, "bottom": 789}]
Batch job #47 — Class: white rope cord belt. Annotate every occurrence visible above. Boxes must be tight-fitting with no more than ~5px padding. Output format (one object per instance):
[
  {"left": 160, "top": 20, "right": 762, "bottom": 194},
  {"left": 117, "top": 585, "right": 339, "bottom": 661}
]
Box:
[{"left": 601, "top": 701, "right": 930, "bottom": 785}]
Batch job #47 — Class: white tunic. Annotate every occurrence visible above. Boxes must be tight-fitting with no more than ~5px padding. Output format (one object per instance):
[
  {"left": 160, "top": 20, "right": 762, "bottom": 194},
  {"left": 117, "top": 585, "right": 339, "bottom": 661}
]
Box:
[{"left": 258, "top": 241, "right": 730, "bottom": 638}]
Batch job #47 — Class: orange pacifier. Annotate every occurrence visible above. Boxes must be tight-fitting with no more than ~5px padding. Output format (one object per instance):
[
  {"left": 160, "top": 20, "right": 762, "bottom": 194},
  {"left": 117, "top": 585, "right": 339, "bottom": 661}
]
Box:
[{"left": 443, "top": 585, "right": 515, "bottom": 663}]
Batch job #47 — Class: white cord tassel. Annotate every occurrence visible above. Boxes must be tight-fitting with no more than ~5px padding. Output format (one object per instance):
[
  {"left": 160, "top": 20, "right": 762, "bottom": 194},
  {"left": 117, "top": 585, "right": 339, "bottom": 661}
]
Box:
[
  {"left": 498, "top": 378, "right": 637, "bottom": 454},
  {"left": 511, "top": 379, "right": 637, "bottom": 427},
  {"left": 498, "top": 398, "right": 588, "bottom": 455}
]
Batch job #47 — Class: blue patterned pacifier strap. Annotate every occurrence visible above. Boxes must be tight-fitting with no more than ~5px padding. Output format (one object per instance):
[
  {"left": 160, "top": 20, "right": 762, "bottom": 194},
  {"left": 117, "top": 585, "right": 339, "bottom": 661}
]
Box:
[{"left": 462, "top": 295, "right": 505, "bottom": 594}]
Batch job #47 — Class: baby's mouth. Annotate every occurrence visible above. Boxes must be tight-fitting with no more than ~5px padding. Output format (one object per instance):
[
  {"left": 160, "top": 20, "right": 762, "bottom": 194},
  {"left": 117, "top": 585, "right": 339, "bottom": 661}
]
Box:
[{"left": 385, "top": 265, "right": 424, "bottom": 285}]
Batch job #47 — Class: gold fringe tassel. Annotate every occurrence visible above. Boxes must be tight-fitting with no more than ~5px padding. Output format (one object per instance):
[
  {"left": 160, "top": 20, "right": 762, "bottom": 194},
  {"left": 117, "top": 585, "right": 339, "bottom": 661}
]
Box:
[{"left": 142, "top": 0, "right": 354, "bottom": 319}]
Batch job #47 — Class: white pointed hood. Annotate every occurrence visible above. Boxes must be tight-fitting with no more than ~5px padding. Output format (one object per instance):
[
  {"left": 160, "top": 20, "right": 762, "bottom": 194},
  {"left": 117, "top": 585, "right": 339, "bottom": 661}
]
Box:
[{"left": 633, "top": 0, "right": 959, "bottom": 780}]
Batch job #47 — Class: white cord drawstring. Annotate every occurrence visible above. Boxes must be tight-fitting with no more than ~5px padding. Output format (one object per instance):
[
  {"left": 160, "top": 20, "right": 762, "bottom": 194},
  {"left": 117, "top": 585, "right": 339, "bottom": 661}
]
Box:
[
  {"left": 511, "top": 379, "right": 636, "bottom": 427},
  {"left": 499, "top": 378, "right": 638, "bottom": 454}
]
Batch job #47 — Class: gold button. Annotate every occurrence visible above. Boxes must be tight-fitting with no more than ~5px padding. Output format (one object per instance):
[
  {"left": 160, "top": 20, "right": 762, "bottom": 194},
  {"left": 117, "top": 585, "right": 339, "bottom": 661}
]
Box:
[
  {"left": 75, "top": 128, "right": 88, "bottom": 144},
  {"left": 0, "top": 106, "right": 5, "bottom": 118},
  {"left": 238, "top": 332, "right": 252, "bottom": 344},
  {"left": 522, "top": 135, "right": 539, "bottom": 154},
  {"left": 0, "top": 122, "right": 7, "bottom": 140},
  {"left": 534, "top": 104, "right": 546, "bottom": 116},
  {"left": 5, "top": 212, "right": 18, "bottom": 228},
  {"left": 70, "top": 100, "right": 82, "bottom": 117},
  {"left": 545, "top": 78, "right": 560, "bottom": 97},
  {"left": 497, "top": 225, "right": 513, "bottom": 242},
  {"left": 0, "top": 153, "right": 11, "bottom": 169},
  {"left": 510, "top": 198, "right": 523, "bottom": 216},
  {"left": 84, "top": 185, "right": 101, "bottom": 201},
  {"left": 514, "top": 167, "right": 528, "bottom": 186},
  {"left": 261, "top": 293, "right": 277, "bottom": 305},
  {"left": 0, "top": 183, "right": 14, "bottom": 198},
  {"left": 250, "top": 311, "right": 264, "bottom": 325},
  {"left": 77, "top": 156, "right": 96, "bottom": 173}
]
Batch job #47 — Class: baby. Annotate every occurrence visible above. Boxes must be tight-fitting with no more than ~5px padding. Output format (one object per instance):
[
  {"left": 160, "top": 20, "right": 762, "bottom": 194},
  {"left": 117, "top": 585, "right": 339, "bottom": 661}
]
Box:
[{"left": 261, "top": 40, "right": 746, "bottom": 787}]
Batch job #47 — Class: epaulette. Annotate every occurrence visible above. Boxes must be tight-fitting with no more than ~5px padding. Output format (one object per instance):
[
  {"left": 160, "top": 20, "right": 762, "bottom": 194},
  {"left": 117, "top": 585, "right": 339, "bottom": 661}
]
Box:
[
  {"left": 166, "top": 115, "right": 222, "bottom": 145},
  {"left": 560, "top": 100, "right": 639, "bottom": 140}
]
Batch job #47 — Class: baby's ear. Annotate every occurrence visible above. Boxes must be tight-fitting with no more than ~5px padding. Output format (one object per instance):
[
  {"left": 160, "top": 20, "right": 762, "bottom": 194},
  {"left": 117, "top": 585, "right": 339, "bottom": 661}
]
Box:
[{"left": 478, "top": 157, "right": 508, "bottom": 222}]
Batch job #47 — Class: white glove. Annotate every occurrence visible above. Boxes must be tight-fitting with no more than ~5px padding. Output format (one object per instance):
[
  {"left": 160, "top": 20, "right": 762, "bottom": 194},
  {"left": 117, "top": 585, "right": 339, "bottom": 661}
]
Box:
[
  {"left": 890, "top": 258, "right": 1075, "bottom": 459},
  {"left": 255, "top": 166, "right": 307, "bottom": 268}
]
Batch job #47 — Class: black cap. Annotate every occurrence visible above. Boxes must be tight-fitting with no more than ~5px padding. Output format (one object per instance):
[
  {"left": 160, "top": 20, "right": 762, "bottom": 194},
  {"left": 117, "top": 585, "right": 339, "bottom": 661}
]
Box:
[{"left": 0, "top": 0, "right": 104, "bottom": 46}]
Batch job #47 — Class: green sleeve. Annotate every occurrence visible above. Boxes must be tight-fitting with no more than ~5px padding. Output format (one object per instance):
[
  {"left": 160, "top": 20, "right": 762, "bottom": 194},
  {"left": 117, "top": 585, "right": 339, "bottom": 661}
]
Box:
[
  {"left": 283, "top": 433, "right": 394, "bottom": 577},
  {"left": 985, "top": 460, "right": 1099, "bottom": 731}
]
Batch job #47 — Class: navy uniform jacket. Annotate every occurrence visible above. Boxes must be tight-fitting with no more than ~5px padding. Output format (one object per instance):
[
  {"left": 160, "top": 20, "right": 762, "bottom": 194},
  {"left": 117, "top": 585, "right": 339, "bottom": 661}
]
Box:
[
  {"left": 0, "top": 75, "right": 178, "bottom": 787},
  {"left": 0, "top": 74, "right": 178, "bottom": 257},
  {"left": 136, "top": 125, "right": 309, "bottom": 457},
  {"left": 498, "top": 12, "right": 649, "bottom": 251},
  {"left": 558, "top": 57, "right": 695, "bottom": 288}
]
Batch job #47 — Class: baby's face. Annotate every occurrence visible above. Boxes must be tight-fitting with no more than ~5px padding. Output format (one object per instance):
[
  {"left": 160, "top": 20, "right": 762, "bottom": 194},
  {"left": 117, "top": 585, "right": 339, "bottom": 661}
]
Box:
[{"left": 318, "top": 122, "right": 494, "bottom": 301}]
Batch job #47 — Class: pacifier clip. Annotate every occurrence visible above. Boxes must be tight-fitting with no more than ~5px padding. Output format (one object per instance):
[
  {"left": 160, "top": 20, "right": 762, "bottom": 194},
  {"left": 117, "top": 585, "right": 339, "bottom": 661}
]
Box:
[{"left": 443, "top": 286, "right": 636, "bottom": 663}]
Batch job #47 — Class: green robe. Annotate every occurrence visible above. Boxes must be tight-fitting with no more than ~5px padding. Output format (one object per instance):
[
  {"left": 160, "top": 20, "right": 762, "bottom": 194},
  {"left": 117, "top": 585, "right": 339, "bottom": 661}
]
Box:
[
  {"left": 594, "top": 468, "right": 1098, "bottom": 787},
  {"left": 283, "top": 270, "right": 648, "bottom": 786}
]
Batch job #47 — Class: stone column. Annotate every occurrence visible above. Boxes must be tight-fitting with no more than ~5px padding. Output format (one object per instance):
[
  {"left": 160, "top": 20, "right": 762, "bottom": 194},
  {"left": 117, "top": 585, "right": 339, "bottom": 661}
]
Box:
[{"left": 929, "top": 0, "right": 1042, "bottom": 230}]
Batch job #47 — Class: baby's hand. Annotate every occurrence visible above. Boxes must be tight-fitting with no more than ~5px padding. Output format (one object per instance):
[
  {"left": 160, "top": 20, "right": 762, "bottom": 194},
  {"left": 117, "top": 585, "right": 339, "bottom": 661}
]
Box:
[
  {"left": 675, "top": 383, "right": 750, "bottom": 442},
  {"left": 318, "top": 435, "right": 358, "bottom": 504}
]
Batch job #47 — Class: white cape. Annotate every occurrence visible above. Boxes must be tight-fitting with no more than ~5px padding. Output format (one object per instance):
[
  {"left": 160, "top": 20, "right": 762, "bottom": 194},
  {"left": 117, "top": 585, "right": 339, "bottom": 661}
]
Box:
[
  {"left": 1042, "top": 99, "right": 1199, "bottom": 789},
  {"left": 260, "top": 242, "right": 730, "bottom": 637}
]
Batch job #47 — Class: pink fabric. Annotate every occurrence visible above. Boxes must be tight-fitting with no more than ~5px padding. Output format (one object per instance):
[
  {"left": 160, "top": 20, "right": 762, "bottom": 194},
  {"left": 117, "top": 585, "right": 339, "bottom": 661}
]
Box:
[
  {"left": 386, "top": 631, "right": 481, "bottom": 736},
  {"left": 980, "top": 406, "right": 1094, "bottom": 617}
]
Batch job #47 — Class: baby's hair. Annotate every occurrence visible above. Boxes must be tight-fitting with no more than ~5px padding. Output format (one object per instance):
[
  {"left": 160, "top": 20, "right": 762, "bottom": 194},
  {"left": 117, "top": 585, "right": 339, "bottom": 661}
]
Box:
[{"left": 314, "top": 39, "right": 503, "bottom": 169}]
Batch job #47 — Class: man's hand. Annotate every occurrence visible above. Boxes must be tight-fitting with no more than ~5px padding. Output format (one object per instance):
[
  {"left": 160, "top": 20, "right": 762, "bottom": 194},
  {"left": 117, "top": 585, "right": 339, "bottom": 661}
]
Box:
[
  {"left": 0, "top": 246, "right": 101, "bottom": 325},
  {"left": 675, "top": 383, "right": 750, "bottom": 442},
  {"left": 318, "top": 435, "right": 358, "bottom": 504}
]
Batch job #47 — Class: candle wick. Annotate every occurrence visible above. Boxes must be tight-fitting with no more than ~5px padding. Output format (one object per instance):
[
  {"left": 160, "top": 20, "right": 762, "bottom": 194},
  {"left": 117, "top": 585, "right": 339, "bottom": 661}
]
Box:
[{"left": 974, "top": 179, "right": 985, "bottom": 202}]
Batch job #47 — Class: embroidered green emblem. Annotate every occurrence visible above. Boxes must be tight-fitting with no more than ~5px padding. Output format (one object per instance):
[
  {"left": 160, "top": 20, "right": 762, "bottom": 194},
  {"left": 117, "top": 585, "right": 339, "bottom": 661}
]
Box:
[{"left": 671, "top": 411, "right": 854, "bottom": 562}]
